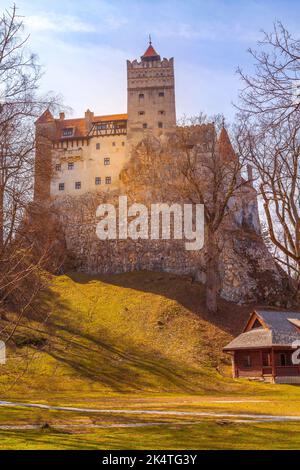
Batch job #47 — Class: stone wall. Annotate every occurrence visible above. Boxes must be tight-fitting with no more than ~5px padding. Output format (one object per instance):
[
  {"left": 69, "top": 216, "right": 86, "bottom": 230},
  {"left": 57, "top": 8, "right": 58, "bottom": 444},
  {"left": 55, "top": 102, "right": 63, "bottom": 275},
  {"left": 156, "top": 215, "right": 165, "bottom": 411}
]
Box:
[{"left": 52, "top": 191, "right": 291, "bottom": 306}]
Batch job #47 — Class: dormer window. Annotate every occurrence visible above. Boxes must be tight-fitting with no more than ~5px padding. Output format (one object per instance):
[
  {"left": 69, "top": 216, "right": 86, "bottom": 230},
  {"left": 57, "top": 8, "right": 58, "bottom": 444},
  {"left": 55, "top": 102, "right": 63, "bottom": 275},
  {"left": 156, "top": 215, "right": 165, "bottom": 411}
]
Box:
[{"left": 62, "top": 127, "right": 74, "bottom": 137}]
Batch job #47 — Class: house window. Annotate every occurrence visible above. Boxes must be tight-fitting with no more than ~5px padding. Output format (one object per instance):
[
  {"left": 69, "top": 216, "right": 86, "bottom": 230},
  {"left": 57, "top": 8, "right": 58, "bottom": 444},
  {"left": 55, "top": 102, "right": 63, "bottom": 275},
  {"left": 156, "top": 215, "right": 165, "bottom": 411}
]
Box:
[
  {"left": 105, "top": 176, "right": 111, "bottom": 185},
  {"left": 104, "top": 157, "right": 110, "bottom": 166},
  {"left": 280, "top": 353, "right": 287, "bottom": 366},
  {"left": 143, "top": 123, "right": 147, "bottom": 129},
  {"left": 55, "top": 163, "right": 61, "bottom": 171},
  {"left": 58, "top": 183, "right": 65, "bottom": 191},
  {"left": 138, "top": 111, "right": 145, "bottom": 115},
  {"left": 95, "top": 177, "right": 101, "bottom": 185},
  {"left": 96, "top": 143, "right": 100, "bottom": 150},
  {"left": 242, "top": 355, "right": 252, "bottom": 368},
  {"left": 62, "top": 128, "right": 74, "bottom": 137},
  {"left": 68, "top": 162, "right": 74, "bottom": 170},
  {"left": 75, "top": 181, "right": 81, "bottom": 190},
  {"left": 158, "top": 91, "right": 164, "bottom": 97},
  {"left": 158, "top": 122, "right": 163, "bottom": 128},
  {"left": 139, "top": 93, "right": 144, "bottom": 99}
]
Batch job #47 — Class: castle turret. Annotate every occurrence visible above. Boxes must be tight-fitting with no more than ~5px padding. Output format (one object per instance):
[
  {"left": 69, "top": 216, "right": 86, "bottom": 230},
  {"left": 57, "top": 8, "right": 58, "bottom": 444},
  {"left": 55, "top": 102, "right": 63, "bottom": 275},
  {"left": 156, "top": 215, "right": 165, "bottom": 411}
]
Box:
[
  {"left": 34, "top": 109, "right": 57, "bottom": 201},
  {"left": 127, "top": 39, "right": 176, "bottom": 144}
]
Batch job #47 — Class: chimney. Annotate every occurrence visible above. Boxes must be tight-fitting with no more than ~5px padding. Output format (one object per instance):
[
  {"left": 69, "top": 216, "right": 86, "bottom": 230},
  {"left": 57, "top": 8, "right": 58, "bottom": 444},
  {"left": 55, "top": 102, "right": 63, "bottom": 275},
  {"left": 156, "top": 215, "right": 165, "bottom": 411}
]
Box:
[
  {"left": 59, "top": 112, "right": 65, "bottom": 120},
  {"left": 85, "top": 109, "right": 94, "bottom": 131}
]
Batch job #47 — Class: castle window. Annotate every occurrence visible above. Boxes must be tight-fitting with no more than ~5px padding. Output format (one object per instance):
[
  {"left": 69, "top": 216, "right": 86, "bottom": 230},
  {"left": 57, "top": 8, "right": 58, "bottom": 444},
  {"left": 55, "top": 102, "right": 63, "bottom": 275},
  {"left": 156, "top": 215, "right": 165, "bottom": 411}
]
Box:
[
  {"left": 95, "top": 177, "right": 101, "bottom": 185},
  {"left": 122, "top": 141, "right": 125, "bottom": 146},
  {"left": 58, "top": 183, "right": 65, "bottom": 191},
  {"left": 158, "top": 92, "right": 165, "bottom": 97},
  {"left": 139, "top": 93, "right": 144, "bottom": 99},
  {"left": 104, "top": 157, "right": 110, "bottom": 166},
  {"left": 105, "top": 176, "right": 111, "bottom": 185},
  {"left": 55, "top": 163, "right": 61, "bottom": 171},
  {"left": 96, "top": 123, "right": 107, "bottom": 130},
  {"left": 75, "top": 181, "right": 81, "bottom": 190},
  {"left": 138, "top": 111, "right": 145, "bottom": 115},
  {"left": 158, "top": 122, "right": 163, "bottom": 128},
  {"left": 62, "top": 128, "right": 74, "bottom": 137},
  {"left": 112, "top": 142, "right": 116, "bottom": 147},
  {"left": 68, "top": 162, "right": 74, "bottom": 170},
  {"left": 96, "top": 143, "right": 100, "bottom": 150},
  {"left": 158, "top": 110, "right": 165, "bottom": 115},
  {"left": 143, "top": 123, "right": 147, "bottom": 129}
]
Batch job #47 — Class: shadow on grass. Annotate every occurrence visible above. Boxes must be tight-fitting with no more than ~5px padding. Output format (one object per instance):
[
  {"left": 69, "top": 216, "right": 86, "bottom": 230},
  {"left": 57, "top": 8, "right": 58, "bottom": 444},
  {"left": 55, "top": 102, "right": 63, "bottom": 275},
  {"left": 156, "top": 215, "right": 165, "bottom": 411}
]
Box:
[{"left": 67, "top": 270, "right": 253, "bottom": 336}]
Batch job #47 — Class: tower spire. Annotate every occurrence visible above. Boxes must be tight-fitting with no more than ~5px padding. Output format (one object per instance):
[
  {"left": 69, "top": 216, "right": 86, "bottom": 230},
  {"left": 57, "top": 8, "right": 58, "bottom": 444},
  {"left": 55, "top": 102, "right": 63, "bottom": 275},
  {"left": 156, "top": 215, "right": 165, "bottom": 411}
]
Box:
[{"left": 141, "top": 37, "right": 160, "bottom": 61}]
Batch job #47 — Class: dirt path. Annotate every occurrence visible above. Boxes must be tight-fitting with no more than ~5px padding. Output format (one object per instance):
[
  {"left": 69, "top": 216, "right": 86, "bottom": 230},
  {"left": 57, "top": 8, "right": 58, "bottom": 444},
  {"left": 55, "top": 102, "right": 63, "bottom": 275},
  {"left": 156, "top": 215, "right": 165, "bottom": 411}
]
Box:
[{"left": 0, "top": 400, "right": 299, "bottom": 424}]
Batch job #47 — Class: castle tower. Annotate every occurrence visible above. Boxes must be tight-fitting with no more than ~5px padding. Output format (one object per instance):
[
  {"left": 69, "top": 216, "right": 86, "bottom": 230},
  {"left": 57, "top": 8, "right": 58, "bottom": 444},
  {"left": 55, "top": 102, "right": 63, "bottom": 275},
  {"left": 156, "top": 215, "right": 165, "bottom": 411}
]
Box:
[{"left": 127, "top": 39, "right": 176, "bottom": 143}]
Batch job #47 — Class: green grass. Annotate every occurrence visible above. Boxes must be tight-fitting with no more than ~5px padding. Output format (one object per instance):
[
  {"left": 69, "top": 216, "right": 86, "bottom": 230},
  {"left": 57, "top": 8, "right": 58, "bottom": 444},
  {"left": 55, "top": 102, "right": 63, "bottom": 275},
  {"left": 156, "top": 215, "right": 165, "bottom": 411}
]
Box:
[
  {"left": 0, "top": 422, "right": 300, "bottom": 450},
  {"left": 1, "top": 271, "right": 300, "bottom": 449},
  {"left": 0, "top": 271, "right": 259, "bottom": 398}
]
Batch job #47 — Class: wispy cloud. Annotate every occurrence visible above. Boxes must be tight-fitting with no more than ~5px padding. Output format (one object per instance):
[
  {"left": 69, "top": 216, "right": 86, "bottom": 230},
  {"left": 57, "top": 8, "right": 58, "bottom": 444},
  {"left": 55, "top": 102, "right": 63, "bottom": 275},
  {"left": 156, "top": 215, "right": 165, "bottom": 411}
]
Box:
[
  {"left": 24, "top": 14, "right": 96, "bottom": 33},
  {"left": 24, "top": 10, "right": 127, "bottom": 34},
  {"left": 153, "top": 21, "right": 260, "bottom": 43}
]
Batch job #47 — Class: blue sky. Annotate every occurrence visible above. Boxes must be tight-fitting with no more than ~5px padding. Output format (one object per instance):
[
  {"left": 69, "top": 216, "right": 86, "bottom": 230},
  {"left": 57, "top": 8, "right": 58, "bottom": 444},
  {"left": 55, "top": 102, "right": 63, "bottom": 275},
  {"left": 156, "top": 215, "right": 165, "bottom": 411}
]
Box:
[{"left": 3, "top": 0, "right": 300, "bottom": 121}]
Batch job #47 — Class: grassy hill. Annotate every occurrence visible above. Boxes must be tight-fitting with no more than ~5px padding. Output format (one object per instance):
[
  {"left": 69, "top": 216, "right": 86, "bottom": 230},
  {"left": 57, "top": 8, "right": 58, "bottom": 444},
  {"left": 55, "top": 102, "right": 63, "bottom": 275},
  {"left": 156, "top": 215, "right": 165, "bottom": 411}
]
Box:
[
  {"left": 2, "top": 271, "right": 300, "bottom": 449},
  {"left": 0, "top": 270, "right": 258, "bottom": 399}
]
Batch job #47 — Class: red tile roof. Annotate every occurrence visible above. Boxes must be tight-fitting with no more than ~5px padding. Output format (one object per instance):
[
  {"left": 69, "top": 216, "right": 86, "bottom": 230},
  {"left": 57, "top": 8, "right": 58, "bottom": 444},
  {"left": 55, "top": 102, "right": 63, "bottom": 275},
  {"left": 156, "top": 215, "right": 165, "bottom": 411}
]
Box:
[
  {"left": 142, "top": 44, "right": 160, "bottom": 58},
  {"left": 141, "top": 41, "right": 161, "bottom": 61},
  {"left": 35, "top": 109, "right": 54, "bottom": 124},
  {"left": 218, "top": 126, "right": 236, "bottom": 162},
  {"left": 36, "top": 111, "right": 127, "bottom": 140}
]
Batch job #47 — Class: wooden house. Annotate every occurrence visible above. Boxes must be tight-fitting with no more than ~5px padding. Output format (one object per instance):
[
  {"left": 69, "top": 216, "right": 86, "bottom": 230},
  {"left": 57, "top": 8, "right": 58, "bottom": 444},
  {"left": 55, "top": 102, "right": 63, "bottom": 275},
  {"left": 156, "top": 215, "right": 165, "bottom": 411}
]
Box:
[{"left": 223, "top": 310, "right": 300, "bottom": 384}]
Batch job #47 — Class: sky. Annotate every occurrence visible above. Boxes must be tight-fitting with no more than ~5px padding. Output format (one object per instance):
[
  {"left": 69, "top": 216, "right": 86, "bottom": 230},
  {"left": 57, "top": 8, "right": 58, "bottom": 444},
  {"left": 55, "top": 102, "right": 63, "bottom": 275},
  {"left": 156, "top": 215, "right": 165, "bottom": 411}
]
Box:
[{"left": 2, "top": 0, "right": 300, "bottom": 121}]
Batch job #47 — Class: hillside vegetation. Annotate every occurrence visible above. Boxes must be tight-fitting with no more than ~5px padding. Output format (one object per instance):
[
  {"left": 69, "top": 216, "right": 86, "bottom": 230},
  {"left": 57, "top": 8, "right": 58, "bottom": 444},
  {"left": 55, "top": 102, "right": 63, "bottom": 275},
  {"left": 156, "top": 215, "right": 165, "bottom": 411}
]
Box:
[{"left": 0, "top": 271, "right": 258, "bottom": 399}]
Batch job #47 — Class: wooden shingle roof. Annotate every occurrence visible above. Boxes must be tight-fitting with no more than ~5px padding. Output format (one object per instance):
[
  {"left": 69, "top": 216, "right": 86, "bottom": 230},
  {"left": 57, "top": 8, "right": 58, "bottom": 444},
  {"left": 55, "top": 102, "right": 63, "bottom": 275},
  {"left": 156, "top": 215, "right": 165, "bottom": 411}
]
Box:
[{"left": 223, "top": 309, "right": 300, "bottom": 351}]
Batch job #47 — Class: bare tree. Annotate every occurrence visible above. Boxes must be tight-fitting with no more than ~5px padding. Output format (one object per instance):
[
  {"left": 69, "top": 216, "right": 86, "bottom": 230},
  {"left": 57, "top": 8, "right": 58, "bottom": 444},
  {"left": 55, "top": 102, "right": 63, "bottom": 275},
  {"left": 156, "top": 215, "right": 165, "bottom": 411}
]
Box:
[
  {"left": 0, "top": 5, "right": 61, "bottom": 325},
  {"left": 237, "top": 114, "right": 300, "bottom": 293},
  {"left": 237, "top": 23, "right": 300, "bottom": 296},
  {"left": 237, "top": 22, "right": 300, "bottom": 128},
  {"left": 124, "top": 116, "right": 251, "bottom": 313}
]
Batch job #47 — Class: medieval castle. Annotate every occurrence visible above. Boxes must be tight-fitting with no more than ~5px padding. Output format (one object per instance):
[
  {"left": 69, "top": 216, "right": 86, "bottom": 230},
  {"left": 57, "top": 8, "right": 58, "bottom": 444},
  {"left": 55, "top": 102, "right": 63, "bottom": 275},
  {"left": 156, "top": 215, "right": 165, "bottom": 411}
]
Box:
[
  {"left": 34, "top": 40, "right": 176, "bottom": 200},
  {"left": 32, "top": 41, "right": 289, "bottom": 306}
]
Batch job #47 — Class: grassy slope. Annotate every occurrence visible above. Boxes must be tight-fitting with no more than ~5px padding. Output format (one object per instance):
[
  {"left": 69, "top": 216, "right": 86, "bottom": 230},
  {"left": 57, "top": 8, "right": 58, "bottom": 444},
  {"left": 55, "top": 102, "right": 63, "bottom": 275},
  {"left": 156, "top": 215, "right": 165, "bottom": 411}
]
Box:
[
  {"left": 0, "top": 270, "right": 263, "bottom": 398},
  {"left": 2, "top": 271, "right": 300, "bottom": 449}
]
